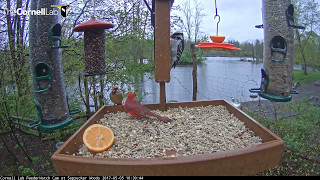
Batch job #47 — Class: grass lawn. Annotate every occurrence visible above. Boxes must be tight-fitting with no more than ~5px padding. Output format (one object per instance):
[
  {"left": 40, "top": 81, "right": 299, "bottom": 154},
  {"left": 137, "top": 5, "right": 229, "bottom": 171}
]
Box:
[{"left": 293, "top": 70, "right": 320, "bottom": 84}]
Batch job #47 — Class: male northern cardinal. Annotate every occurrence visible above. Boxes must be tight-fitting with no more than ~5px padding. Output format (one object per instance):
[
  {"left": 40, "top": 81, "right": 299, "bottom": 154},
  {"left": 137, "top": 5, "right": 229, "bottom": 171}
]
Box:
[
  {"left": 124, "top": 93, "right": 173, "bottom": 122},
  {"left": 110, "top": 87, "right": 123, "bottom": 105}
]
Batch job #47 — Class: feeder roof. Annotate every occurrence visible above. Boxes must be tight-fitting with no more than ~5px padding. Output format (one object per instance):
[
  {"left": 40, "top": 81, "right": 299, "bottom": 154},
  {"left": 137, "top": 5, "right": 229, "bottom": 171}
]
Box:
[{"left": 73, "top": 18, "right": 114, "bottom": 32}]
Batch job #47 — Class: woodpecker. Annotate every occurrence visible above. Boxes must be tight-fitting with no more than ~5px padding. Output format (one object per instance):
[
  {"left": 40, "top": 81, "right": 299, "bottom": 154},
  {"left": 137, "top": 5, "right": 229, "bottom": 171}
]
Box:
[{"left": 170, "top": 32, "right": 184, "bottom": 69}]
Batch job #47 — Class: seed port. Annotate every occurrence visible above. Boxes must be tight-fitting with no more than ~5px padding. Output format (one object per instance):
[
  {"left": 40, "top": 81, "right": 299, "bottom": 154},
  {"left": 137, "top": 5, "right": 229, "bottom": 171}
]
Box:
[
  {"left": 270, "top": 36, "right": 287, "bottom": 62},
  {"left": 34, "top": 62, "right": 52, "bottom": 93},
  {"left": 249, "top": 68, "right": 294, "bottom": 102},
  {"left": 49, "top": 23, "right": 71, "bottom": 49},
  {"left": 249, "top": 68, "right": 269, "bottom": 94}
]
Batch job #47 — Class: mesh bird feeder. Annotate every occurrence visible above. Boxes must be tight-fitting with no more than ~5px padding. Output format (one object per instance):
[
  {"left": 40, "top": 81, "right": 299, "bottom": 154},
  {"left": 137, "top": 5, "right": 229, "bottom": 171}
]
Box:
[
  {"left": 28, "top": 0, "right": 72, "bottom": 131},
  {"left": 250, "top": 0, "right": 302, "bottom": 102},
  {"left": 73, "top": 18, "right": 114, "bottom": 76}
]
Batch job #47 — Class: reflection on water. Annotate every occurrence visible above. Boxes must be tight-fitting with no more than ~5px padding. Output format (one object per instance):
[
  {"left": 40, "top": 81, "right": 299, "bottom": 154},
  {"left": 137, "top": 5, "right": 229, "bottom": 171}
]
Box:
[{"left": 139, "top": 57, "right": 264, "bottom": 104}]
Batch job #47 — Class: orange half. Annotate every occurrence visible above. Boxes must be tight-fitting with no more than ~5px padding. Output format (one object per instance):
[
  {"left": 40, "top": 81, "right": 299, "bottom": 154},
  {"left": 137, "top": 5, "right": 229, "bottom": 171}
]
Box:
[
  {"left": 83, "top": 124, "right": 114, "bottom": 153},
  {"left": 210, "top": 36, "right": 225, "bottom": 43}
]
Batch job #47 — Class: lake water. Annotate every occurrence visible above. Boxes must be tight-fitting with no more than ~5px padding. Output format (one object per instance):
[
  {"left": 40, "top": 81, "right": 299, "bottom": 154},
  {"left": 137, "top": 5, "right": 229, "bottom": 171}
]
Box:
[
  {"left": 70, "top": 56, "right": 313, "bottom": 109},
  {"left": 139, "top": 57, "right": 264, "bottom": 104}
]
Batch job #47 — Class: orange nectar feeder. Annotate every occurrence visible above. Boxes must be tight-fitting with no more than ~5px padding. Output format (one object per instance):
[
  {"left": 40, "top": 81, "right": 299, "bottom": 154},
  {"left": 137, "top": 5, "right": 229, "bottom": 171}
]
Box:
[{"left": 196, "top": 36, "right": 241, "bottom": 52}]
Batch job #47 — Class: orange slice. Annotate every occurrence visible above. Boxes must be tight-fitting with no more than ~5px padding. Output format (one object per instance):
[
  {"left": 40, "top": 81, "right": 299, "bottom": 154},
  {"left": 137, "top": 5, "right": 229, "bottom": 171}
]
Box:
[{"left": 83, "top": 124, "right": 114, "bottom": 153}]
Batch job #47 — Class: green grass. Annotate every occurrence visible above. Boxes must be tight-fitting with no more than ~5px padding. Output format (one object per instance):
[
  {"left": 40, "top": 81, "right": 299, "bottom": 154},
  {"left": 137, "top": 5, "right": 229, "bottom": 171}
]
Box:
[
  {"left": 293, "top": 70, "right": 320, "bottom": 84},
  {"left": 18, "top": 166, "right": 37, "bottom": 176},
  {"left": 246, "top": 100, "right": 320, "bottom": 175}
]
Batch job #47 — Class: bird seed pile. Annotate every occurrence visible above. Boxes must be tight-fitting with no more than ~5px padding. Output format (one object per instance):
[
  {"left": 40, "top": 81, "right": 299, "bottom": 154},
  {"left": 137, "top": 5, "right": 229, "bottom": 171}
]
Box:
[{"left": 75, "top": 105, "right": 262, "bottom": 158}]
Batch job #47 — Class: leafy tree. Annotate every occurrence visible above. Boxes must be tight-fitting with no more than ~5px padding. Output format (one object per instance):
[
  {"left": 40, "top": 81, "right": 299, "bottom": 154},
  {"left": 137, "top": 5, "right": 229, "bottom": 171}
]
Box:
[{"left": 293, "top": 0, "right": 320, "bottom": 74}]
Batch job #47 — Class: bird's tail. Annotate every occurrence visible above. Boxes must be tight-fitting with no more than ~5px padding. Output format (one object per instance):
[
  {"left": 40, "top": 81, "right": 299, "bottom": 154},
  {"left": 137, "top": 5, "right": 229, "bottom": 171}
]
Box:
[{"left": 145, "top": 111, "right": 173, "bottom": 122}]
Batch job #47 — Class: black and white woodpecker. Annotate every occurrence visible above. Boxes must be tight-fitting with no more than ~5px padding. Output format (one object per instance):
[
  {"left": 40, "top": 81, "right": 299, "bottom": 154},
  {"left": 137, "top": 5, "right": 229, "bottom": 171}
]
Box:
[{"left": 170, "top": 32, "right": 184, "bottom": 69}]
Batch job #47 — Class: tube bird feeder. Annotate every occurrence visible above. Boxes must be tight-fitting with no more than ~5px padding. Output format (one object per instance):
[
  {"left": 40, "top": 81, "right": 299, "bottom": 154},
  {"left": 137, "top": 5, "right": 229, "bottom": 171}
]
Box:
[
  {"left": 28, "top": 0, "right": 72, "bottom": 131},
  {"left": 250, "top": 0, "right": 302, "bottom": 102},
  {"left": 73, "top": 18, "right": 114, "bottom": 76}
]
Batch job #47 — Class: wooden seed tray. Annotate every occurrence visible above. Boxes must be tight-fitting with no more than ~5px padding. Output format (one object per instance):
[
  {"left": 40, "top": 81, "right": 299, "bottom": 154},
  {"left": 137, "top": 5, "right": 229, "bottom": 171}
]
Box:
[{"left": 51, "top": 100, "right": 284, "bottom": 176}]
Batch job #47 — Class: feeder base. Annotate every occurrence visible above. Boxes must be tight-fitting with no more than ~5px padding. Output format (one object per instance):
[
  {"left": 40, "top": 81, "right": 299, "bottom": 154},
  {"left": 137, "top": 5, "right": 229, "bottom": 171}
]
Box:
[{"left": 38, "top": 116, "right": 73, "bottom": 131}]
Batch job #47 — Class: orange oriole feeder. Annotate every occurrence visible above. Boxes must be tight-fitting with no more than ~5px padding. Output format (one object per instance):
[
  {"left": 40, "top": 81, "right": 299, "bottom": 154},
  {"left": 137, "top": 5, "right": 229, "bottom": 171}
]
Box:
[
  {"left": 196, "top": 0, "right": 241, "bottom": 52},
  {"left": 196, "top": 37, "right": 241, "bottom": 52}
]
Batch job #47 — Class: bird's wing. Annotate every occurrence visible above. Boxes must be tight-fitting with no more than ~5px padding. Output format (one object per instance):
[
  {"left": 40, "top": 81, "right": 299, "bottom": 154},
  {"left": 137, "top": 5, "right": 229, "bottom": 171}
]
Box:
[
  {"left": 176, "top": 40, "right": 184, "bottom": 61},
  {"left": 124, "top": 100, "right": 146, "bottom": 116},
  {"left": 170, "top": 39, "right": 180, "bottom": 67}
]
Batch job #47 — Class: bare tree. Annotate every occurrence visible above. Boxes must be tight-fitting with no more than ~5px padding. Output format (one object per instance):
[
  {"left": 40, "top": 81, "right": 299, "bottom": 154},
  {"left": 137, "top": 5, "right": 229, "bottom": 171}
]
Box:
[
  {"left": 177, "top": 0, "right": 205, "bottom": 101},
  {"left": 3, "top": 0, "right": 30, "bottom": 97}
]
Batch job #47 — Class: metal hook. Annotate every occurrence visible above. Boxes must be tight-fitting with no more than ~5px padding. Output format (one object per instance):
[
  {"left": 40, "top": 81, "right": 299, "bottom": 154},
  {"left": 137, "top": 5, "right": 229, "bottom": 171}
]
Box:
[
  {"left": 214, "top": 0, "right": 220, "bottom": 36},
  {"left": 214, "top": 15, "right": 220, "bottom": 36}
]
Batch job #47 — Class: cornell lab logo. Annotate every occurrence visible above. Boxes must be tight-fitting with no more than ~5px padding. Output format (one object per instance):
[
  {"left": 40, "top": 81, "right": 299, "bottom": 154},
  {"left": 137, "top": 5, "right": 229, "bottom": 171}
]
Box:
[
  {"left": 3, "top": 5, "right": 71, "bottom": 18},
  {"left": 51, "top": 5, "right": 71, "bottom": 17}
]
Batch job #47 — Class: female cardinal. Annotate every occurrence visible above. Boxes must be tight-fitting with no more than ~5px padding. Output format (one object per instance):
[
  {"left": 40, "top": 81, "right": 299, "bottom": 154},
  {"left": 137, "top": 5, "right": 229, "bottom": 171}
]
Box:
[
  {"left": 110, "top": 87, "right": 123, "bottom": 105},
  {"left": 124, "top": 93, "right": 173, "bottom": 122}
]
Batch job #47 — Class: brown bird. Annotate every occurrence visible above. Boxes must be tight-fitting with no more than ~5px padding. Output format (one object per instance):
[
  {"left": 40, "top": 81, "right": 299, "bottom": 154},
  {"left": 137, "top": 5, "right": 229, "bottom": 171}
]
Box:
[
  {"left": 124, "top": 93, "right": 173, "bottom": 122},
  {"left": 110, "top": 87, "right": 123, "bottom": 105}
]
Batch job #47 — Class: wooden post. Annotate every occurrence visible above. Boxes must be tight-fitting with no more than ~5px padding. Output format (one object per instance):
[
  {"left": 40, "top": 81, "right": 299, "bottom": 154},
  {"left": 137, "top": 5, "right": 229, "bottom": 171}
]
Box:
[
  {"left": 160, "top": 82, "right": 166, "bottom": 111},
  {"left": 154, "top": 0, "right": 171, "bottom": 111}
]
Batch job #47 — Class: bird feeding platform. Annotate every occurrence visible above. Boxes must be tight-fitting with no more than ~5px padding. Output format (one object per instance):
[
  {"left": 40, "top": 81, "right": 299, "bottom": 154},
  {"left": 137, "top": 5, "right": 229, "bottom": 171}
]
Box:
[
  {"left": 51, "top": 100, "right": 284, "bottom": 175},
  {"left": 51, "top": 0, "right": 283, "bottom": 175}
]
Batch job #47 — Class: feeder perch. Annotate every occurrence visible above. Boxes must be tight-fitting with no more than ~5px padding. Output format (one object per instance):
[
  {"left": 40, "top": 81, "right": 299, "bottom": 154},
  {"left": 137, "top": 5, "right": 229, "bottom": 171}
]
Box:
[
  {"left": 28, "top": 99, "right": 73, "bottom": 131},
  {"left": 73, "top": 18, "right": 114, "bottom": 76},
  {"left": 255, "top": 24, "right": 264, "bottom": 29},
  {"left": 249, "top": 68, "right": 297, "bottom": 102},
  {"left": 286, "top": 4, "right": 305, "bottom": 29},
  {"left": 49, "top": 23, "right": 71, "bottom": 49}
]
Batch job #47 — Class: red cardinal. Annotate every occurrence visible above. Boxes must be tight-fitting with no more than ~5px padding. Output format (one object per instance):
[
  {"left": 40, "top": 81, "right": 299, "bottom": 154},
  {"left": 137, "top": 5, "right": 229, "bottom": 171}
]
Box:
[{"left": 124, "top": 93, "right": 173, "bottom": 122}]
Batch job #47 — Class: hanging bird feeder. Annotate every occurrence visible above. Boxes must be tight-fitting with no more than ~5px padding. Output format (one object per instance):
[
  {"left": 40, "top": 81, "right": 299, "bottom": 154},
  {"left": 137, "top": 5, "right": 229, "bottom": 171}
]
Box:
[
  {"left": 28, "top": 0, "right": 73, "bottom": 131},
  {"left": 196, "top": 0, "right": 240, "bottom": 52},
  {"left": 250, "top": 0, "right": 303, "bottom": 102},
  {"left": 73, "top": 18, "right": 114, "bottom": 76}
]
